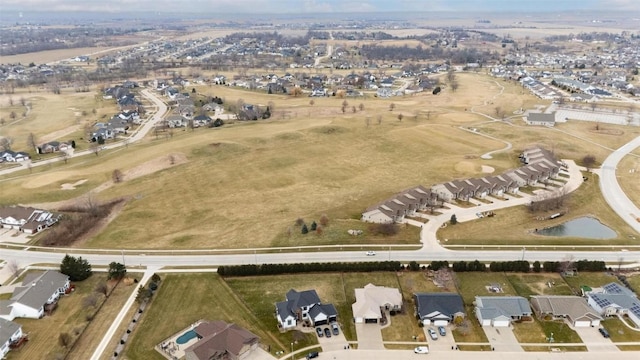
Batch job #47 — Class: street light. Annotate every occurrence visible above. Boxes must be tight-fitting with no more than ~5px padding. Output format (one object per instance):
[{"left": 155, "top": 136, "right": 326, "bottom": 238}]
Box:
[
  {"left": 290, "top": 342, "right": 294, "bottom": 359},
  {"left": 521, "top": 247, "right": 526, "bottom": 261}
]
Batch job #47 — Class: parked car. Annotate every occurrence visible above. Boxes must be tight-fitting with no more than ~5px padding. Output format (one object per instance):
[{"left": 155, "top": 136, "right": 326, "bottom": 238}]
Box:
[
  {"left": 306, "top": 351, "right": 319, "bottom": 359},
  {"left": 324, "top": 327, "right": 331, "bottom": 338},
  {"left": 414, "top": 346, "right": 429, "bottom": 354},
  {"left": 438, "top": 326, "right": 446, "bottom": 336},
  {"left": 316, "top": 327, "right": 323, "bottom": 337},
  {"left": 365, "top": 251, "right": 376, "bottom": 256},
  {"left": 599, "top": 327, "right": 610, "bottom": 338},
  {"left": 428, "top": 328, "right": 438, "bottom": 340},
  {"left": 331, "top": 323, "right": 340, "bottom": 335}
]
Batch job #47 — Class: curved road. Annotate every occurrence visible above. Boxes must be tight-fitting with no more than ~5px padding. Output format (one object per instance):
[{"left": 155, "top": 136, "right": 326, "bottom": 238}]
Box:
[{"left": 600, "top": 135, "right": 640, "bottom": 234}]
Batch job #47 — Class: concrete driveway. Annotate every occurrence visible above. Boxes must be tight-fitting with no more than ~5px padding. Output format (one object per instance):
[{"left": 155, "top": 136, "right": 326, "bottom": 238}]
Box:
[
  {"left": 355, "top": 323, "right": 385, "bottom": 350},
  {"left": 423, "top": 325, "right": 456, "bottom": 351},
  {"left": 316, "top": 324, "right": 349, "bottom": 352},
  {"left": 573, "top": 326, "right": 619, "bottom": 352},
  {"left": 482, "top": 326, "right": 523, "bottom": 352}
]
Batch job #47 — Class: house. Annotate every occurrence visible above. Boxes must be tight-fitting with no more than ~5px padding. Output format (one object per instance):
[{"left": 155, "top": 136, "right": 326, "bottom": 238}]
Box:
[
  {"left": 184, "top": 320, "right": 259, "bottom": 360},
  {"left": 352, "top": 284, "right": 403, "bottom": 323},
  {"left": 526, "top": 112, "right": 556, "bottom": 127},
  {"left": 414, "top": 293, "right": 465, "bottom": 326},
  {"left": 0, "top": 150, "right": 30, "bottom": 163},
  {"left": 166, "top": 114, "right": 187, "bottom": 128},
  {"left": 586, "top": 282, "right": 640, "bottom": 328},
  {"left": 192, "top": 114, "right": 212, "bottom": 127},
  {"left": 475, "top": 296, "right": 532, "bottom": 327},
  {"left": 275, "top": 289, "right": 337, "bottom": 330},
  {"left": 530, "top": 295, "right": 602, "bottom": 327},
  {"left": 0, "top": 270, "right": 70, "bottom": 321},
  {"left": 0, "top": 206, "right": 59, "bottom": 234},
  {"left": 0, "top": 318, "right": 23, "bottom": 358},
  {"left": 90, "top": 127, "right": 115, "bottom": 142},
  {"left": 37, "top": 141, "right": 70, "bottom": 154}
]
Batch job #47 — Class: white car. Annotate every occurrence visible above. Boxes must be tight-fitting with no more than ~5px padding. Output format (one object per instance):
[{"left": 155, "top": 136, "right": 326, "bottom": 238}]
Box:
[
  {"left": 427, "top": 328, "right": 438, "bottom": 340},
  {"left": 414, "top": 346, "right": 429, "bottom": 354},
  {"left": 365, "top": 251, "right": 376, "bottom": 256}
]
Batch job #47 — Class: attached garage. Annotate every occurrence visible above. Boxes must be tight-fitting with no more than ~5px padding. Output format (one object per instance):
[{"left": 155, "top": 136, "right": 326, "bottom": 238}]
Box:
[
  {"left": 491, "top": 318, "right": 511, "bottom": 327},
  {"left": 433, "top": 320, "right": 449, "bottom": 327},
  {"left": 365, "top": 318, "right": 378, "bottom": 324},
  {"left": 573, "top": 320, "right": 592, "bottom": 328}
]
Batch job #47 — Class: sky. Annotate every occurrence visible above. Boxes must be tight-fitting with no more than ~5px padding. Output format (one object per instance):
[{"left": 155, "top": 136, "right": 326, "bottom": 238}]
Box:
[{"left": 0, "top": 0, "right": 638, "bottom": 14}]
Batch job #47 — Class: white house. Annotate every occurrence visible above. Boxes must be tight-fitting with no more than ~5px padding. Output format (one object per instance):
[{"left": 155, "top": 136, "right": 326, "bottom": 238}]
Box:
[
  {"left": 586, "top": 283, "right": 640, "bottom": 328},
  {"left": 352, "top": 284, "right": 403, "bottom": 323},
  {"left": 0, "top": 318, "right": 23, "bottom": 358},
  {"left": 0, "top": 271, "right": 70, "bottom": 321},
  {"left": 0, "top": 206, "right": 59, "bottom": 234},
  {"left": 275, "top": 289, "right": 337, "bottom": 330}
]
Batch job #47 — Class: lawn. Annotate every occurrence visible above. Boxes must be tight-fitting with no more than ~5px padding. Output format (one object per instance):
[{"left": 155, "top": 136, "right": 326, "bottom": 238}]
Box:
[
  {"left": 513, "top": 318, "right": 582, "bottom": 345},
  {"left": 505, "top": 273, "right": 574, "bottom": 297},
  {"left": 125, "top": 273, "right": 286, "bottom": 360},
  {"left": 66, "top": 276, "right": 138, "bottom": 359},
  {"left": 438, "top": 172, "right": 639, "bottom": 246},
  {"left": 452, "top": 305, "right": 490, "bottom": 347},
  {"left": 561, "top": 272, "right": 620, "bottom": 293},
  {"left": 617, "top": 153, "right": 640, "bottom": 211},
  {"left": 600, "top": 318, "right": 640, "bottom": 345},
  {"left": 8, "top": 274, "right": 105, "bottom": 360},
  {"left": 454, "top": 272, "right": 518, "bottom": 305}
]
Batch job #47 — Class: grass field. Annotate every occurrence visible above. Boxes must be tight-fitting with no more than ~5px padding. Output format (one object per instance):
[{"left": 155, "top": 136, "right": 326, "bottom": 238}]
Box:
[
  {"left": 505, "top": 273, "right": 575, "bottom": 297},
  {"left": 454, "top": 272, "right": 518, "bottom": 305},
  {"left": 561, "top": 272, "right": 620, "bottom": 292},
  {"left": 8, "top": 274, "right": 106, "bottom": 360},
  {"left": 1, "top": 71, "right": 637, "bottom": 251},
  {"left": 513, "top": 318, "right": 582, "bottom": 344},
  {"left": 125, "top": 273, "right": 286, "bottom": 360},
  {"left": 616, "top": 153, "right": 640, "bottom": 210},
  {"left": 600, "top": 318, "right": 640, "bottom": 349}
]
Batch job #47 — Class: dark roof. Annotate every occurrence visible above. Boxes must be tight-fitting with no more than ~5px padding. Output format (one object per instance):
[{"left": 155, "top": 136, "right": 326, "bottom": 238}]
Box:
[
  {"left": 308, "top": 303, "right": 338, "bottom": 319},
  {"left": 185, "top": 320, "right": 259, "bottom": 360},
  {"left": 0, "top": 318, "right": 21, "bottom": 345},
  {"left": 414, "top": 293, "right": 465, "bottom": 319},
  {"left": 286, "top": 289, "right": 321, "bottom": 309}
]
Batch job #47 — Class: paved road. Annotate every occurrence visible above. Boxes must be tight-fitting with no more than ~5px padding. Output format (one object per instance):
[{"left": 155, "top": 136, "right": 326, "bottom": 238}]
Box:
[
  {"left": 599, "top": 135, "right": 640, "bottom": 234},
  {"left": 298, "top": 349, "right": 640, "bottom": 360}
]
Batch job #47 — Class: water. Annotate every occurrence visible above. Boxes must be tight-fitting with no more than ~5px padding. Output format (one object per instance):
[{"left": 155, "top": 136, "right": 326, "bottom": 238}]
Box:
[
  {"left": 176, "top": 329, "right": 197, "bottom": 344},
  {"left": 536, "top": 217, "right": 616, "bottom": 239}
]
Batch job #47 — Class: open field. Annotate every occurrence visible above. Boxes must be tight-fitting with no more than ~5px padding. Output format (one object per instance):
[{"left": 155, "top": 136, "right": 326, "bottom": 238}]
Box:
[
  {"left": 454, "top": 272, "right": 517, "bottom": 305},
  {"left": 1, "top": 72, "right": 638, "bottom": 250},
  {"left": 438, "top": 172, "right": 640, "bottom": 246},
  {"left": 8, "top": 274, "right": 106, "bottom": 360},
  {"left": 617, "top": 152, "right": 640, "bottom": 209},
  {"left": 506, "top": 273, "right": 575, "bottom": 297},
  {"left": 561, "top": 272, "right": 620, "bottom": 291},
  {"left": 125, "top": 273, "right": 285, "bottom": 360},
  {"left": 0, "top": 47, "right": 115, "bottom": 65}
]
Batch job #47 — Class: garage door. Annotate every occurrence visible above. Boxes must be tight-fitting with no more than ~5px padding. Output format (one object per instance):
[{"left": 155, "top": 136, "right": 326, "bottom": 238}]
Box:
[
  {"left": 492, "top": 320, "right": 510, "bottom": 327},
  {"left": 574, "top": 321, "right": 591, "bottom": 327},
  {"left": 315, "top": 319, "right": 328, "bottom": 326},
  {"left": 433, "top": 320, "right": 448, "bottom": 327},
  {"left": 365, "top": 318, "right": 378, "bottom": 324},
  {"left": 354, "top": 317, "right": 364, "bottom": 324},
  {"left": 422, "top": 319, "right": 431, "bottom": 326}
]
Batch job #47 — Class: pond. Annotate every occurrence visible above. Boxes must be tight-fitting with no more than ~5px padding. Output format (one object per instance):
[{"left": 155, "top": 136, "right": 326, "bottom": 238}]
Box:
[{"left": 536, "top": 217, "right": 616, "bottom": 239}]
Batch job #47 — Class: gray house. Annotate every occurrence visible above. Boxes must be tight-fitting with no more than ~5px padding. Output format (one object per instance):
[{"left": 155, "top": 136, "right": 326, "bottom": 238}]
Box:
[
  {"left": 414, "top": 293, "right": 465, "bottom": 326},
  {"left": 475, "top": 296, "right": 532, "bottom": 327}
]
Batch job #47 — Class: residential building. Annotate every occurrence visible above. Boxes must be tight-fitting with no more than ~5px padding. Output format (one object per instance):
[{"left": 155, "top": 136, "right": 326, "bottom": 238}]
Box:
[
  {"left": 0, "top": 206, "right": 60, "bottom": 234},
  {"left": 184, "top": 320, "right": 259, "bottom": 360},
  {"left": 275, "top": 289, "right": 337, "bottom": 330},
  {"left": 586, "top": 282, "right": 640, "bottom": 328},
  {"left": 352, "top": 284, "right": 403, "bottom": 323},
  {"left": 414, "top": 293, "right": 465, "bottom": 326},
  {"left": 475, "top": 296, "right": 532, "bottom": 327},
  {"left": 0, "top": 270, "right": 70, "bottom": 321},
  {"left": 530, "top": 295, "right": 602, "bottom": 327},
  {"left": 0, "top": 318, "right": 23, "bottom": 358}
]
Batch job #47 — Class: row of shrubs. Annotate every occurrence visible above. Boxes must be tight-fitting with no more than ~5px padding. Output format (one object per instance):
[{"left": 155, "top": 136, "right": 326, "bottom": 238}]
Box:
[{"left": 218, "top": 259, "right": 606, "bottom": 277}]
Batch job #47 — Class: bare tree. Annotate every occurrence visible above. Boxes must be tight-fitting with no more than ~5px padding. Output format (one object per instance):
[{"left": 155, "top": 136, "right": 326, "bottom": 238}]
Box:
[
  {"left": 450, "top": 79, "right": 459, "bottom": 92},
  {"left": 19, "top": 96, "right": 25, "bottom": 106},
  {"left": 60, "top": 151, "right": 69, "bottom": 164},
  {"left": 426, "top": 111, "right": 432, "bottom": 120},
  {"left": 397, "top": 113, "right": 404, "bottom": 122},
  {"left": 9, "top": 111, "right": 16, "bottom": 121},
  {"left": 590, "top": 102, "right": 597, "bottom": 112},
  {"left": 267, "top": 101, "right": 275, "bottom": 114},
  {"left": 95, "top": 283, "right": 108, "bottom": 297},
  {"left": 359, "top": 103, "right": 365, "bottom": 111},
  {"left": 168, "top": 154, "right": 176, "bottom": 165},
  {"left": 112, "top": 169, "right": 123, "bottom": 183},
  {"left": 365, "top": 116, "right": 371, "bottom": 127},
  {"left": 389, "top": 103, "right": 395, "bottom": 111},
  {"left": 582, "top": 154, "right": 596, "bottom": 172},
  {"left": 58, "top": 333, "right": 72, "bottom": 348},
  {"left": 377, "top": 115, "right": 383, "bottom": 125},
  {"left": 0, "top": 137, "right": 13, "bottom": 151},
  {"left": 309, "top": 99, "right": 315, "bottom": 106},
  {"left": 8, "top": 260, "right": 20, "bottom": 278},
  {"left": 83, "top": 293, "right": 99, "bottom": 308},
  {"left": 8, "top": 97, "right": 13, "bottom": 106},
  {"left": 90, "top": 142, "right": 100, "bottom": 156},
  {"left": 27, "top": 132, "right": 37, "bottom": 151}
]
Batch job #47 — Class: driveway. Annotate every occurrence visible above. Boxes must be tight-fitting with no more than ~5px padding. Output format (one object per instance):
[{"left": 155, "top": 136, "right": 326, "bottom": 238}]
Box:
[
  {"left": 573, "top": 326, "right": 619, "bottom": 352},
  {"left": 482, "top": 326, "right": 523, "bottom": 352},
  {"left": 316, "top": 324, "right": 349, "bottom": 352},
  {"left": 355, "top": 323, "right": 385, "bottom": 350},
  {"left": 423, "top": 325, "right": 456, "bottom": 351}
]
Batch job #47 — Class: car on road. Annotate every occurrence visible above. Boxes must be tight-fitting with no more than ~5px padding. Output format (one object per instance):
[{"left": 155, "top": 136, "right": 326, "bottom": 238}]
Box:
[
  {"left": 306, "top": 351, "right": 319, "bottom": 359},
  {"left": 438, "top": 326, "right": 446, "bottom": 336},
  {"left": 414, "top": 346, "right": 429, "bottom": 354},
  {"left": 365, "top": 251, "right": 376, "bottom": 256},
  {"left": 331, "top": 323, "right": 339, "bottom": 335},
  {"left": 428, "top": 328, "right": 438, "bottom": 340},
  {"left": 324, "top": 327, "right": 331, "bottom": 338},
  {"left": 315, "top": 327, "right": 323, "bottom": 337},
  {"left": 599, "top": 327, "right": 610, "bottom": 338}
]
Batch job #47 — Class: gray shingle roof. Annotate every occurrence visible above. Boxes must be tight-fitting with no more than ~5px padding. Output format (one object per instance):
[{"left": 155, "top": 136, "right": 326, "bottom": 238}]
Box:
[
  {"left": 414, "top": 293, "right": 465, "bottom": 320},
  {"left": 11, "top": 270, "right": 69, "bottom": 310},
  {"left": 0, "top": 318, "right": 21, "bottom": 345},
  {"left": 476, "top": 296, "right": 532, "bottom": 319}
]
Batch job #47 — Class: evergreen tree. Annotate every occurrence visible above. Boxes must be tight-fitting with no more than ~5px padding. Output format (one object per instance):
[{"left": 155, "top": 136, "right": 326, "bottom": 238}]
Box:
[
  {"left": 108, "top": 262, "right": 127, "bottom": 280},
  {"left": 60, "top": 254, "right": 92, "bottom": 281},
  {"left": 301, "top": 224, "right": 309, "bottom": 234},
  {"left": 310, "top": 221, "right": 317, "bottom": 231},
  {"left": 450, "top": 214, "right": 457, "bottom": 225}
]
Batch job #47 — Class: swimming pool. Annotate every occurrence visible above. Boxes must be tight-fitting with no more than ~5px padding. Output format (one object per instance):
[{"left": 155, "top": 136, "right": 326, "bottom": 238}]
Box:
[{"left": 176, "top": 329, "right": 198, "bottom": 345}]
